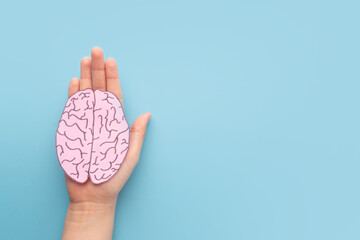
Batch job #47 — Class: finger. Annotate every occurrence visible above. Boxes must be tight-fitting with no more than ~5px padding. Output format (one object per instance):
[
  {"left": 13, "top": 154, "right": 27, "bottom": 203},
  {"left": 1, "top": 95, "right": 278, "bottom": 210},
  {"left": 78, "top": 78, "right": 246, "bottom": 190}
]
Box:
[
  {"left": 91, "top": 47, "right": 106, "bottom": 91},
  {"left": 80, "top": 57, "right": 92, "bottom": 90},
  {"left": 106, "top": 58, "right": 123, "bottom": 106},
  {"left": 126, "top": 112, "right": 152, "bottom": 168},
  {"left": 68, "top": 77, "right": 80, "bottom": 98},
  {"left": 112, "top": 113, "right": 152, "bottom": 185}
]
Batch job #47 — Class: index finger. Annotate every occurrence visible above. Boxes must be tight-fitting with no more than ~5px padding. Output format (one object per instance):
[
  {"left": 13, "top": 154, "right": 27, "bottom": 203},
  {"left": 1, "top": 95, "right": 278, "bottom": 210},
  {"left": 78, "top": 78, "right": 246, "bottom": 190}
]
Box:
[{"left": 105, "top": 57, "right": 124, "bottom": 107}]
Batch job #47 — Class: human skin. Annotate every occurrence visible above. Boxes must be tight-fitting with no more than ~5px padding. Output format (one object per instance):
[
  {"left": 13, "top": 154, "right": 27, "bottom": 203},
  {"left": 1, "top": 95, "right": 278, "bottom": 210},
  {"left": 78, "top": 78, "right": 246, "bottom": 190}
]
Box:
[{"left": 61, "top": 47, "right": 151, "bottom": 240}]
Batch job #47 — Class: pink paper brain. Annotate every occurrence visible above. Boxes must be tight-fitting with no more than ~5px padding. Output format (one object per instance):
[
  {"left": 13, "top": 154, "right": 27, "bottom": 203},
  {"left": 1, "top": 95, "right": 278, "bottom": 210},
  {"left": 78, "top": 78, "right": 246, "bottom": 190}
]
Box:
[{"left": 56, "top": 89, "right": 129, "bottom": 184}]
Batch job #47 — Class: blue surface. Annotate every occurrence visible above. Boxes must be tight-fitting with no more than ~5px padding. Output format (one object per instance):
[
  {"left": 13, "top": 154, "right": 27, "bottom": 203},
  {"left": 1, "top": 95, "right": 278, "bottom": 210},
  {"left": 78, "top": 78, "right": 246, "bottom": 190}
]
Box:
[{"left": 0, "top": 0, "right": 360, "bottom": 239}]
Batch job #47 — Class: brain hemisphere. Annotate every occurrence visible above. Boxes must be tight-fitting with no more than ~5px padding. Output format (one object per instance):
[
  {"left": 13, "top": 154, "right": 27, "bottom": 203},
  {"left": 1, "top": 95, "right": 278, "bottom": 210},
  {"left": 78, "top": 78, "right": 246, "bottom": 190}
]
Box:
[
  {"left": 56, "top": 89, "right": 94, "bottom": 183},
  {"left": 56, "top": 89, "right": 129, "bottom": 184},
  {"left": 90, "top": 91, "right": 129, "bottom": 183}
]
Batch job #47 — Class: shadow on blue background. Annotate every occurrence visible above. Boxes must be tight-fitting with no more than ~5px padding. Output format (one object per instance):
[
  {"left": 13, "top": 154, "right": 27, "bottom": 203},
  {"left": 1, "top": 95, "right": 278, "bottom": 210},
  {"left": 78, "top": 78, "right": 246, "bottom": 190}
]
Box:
[{"left": 0, "top": 0, "right": 359, "bottom": 239}]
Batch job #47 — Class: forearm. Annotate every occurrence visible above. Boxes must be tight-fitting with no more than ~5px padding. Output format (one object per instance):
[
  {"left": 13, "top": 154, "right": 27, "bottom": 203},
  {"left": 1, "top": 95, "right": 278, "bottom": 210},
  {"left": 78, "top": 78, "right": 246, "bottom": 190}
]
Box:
[{"left": 62, "top": 201, "right": 117, "bottom": 240}]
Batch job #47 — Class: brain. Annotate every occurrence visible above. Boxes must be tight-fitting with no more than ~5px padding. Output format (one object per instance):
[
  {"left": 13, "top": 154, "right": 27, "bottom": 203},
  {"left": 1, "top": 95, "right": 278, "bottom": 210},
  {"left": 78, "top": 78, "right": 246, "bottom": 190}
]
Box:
[{"left": 55, "top": 89, "right": 129, "bottom": 184}]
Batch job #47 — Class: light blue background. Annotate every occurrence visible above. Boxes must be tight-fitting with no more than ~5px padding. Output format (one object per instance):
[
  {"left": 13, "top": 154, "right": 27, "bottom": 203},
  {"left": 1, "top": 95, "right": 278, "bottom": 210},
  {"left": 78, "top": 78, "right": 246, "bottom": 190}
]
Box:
[{"left": 0, "top": 0, "right": 359, "bottom": 239}]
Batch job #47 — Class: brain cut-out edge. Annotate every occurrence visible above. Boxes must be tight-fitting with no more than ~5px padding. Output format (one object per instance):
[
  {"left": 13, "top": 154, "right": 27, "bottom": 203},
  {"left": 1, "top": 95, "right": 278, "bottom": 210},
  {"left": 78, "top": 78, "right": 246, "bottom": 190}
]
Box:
[{"left": 55, "top": 88, "right": 130, "bottom": 184}]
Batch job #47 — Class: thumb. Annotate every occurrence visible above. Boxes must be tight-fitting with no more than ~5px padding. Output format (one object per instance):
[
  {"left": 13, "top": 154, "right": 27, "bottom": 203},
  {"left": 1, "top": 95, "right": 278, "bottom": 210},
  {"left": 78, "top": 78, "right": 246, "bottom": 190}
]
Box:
[{"left": 120, "top": 113, "right": 152, "bottom": 174}]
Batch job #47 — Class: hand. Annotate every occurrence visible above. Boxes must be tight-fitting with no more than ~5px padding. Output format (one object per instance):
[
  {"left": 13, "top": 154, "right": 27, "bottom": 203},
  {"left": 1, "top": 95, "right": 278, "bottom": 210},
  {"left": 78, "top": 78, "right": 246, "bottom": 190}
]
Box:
[{"left": 62, "top": 47, "right": 151, "bottom": 240}]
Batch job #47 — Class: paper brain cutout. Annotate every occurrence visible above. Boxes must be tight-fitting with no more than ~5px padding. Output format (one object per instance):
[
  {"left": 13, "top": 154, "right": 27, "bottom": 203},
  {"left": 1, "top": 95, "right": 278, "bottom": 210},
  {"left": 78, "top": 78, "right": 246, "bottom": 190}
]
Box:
[{"left": 56, "top": 89, "right": 129, "bottom": 184}]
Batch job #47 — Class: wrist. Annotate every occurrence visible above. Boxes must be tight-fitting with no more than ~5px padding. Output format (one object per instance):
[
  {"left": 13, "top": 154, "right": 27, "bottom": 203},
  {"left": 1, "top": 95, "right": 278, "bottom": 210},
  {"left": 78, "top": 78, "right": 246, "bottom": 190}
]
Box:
[
  {"left": 62, "top": 201, "right": 117, "bottom": 240},
  {"left": 67, "top": 200, "right": 117, "bottom": 218}
]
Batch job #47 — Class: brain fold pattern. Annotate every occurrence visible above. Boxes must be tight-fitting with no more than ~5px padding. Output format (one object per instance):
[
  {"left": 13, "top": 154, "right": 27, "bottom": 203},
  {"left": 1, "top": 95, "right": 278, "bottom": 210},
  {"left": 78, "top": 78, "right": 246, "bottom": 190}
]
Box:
[{"left": 56, "top": 89, "right": 129, "bottom": 184}]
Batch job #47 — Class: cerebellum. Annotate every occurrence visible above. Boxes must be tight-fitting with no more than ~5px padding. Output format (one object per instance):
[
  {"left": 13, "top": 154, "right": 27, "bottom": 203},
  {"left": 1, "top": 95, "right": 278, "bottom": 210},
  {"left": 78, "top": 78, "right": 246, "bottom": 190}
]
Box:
[{"left": 56, "top": 89, "right": 129, "bottom": 184}]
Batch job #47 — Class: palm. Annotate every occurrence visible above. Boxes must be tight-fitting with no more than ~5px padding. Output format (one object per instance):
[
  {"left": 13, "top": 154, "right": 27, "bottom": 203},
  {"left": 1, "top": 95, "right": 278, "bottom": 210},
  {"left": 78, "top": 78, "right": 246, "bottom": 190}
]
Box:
[
  {"left": 64, "top": 47, "right": 151, "bottom": 205},
  {"left": 65, "top": 175, "right": 120, "bottom": 203}
]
